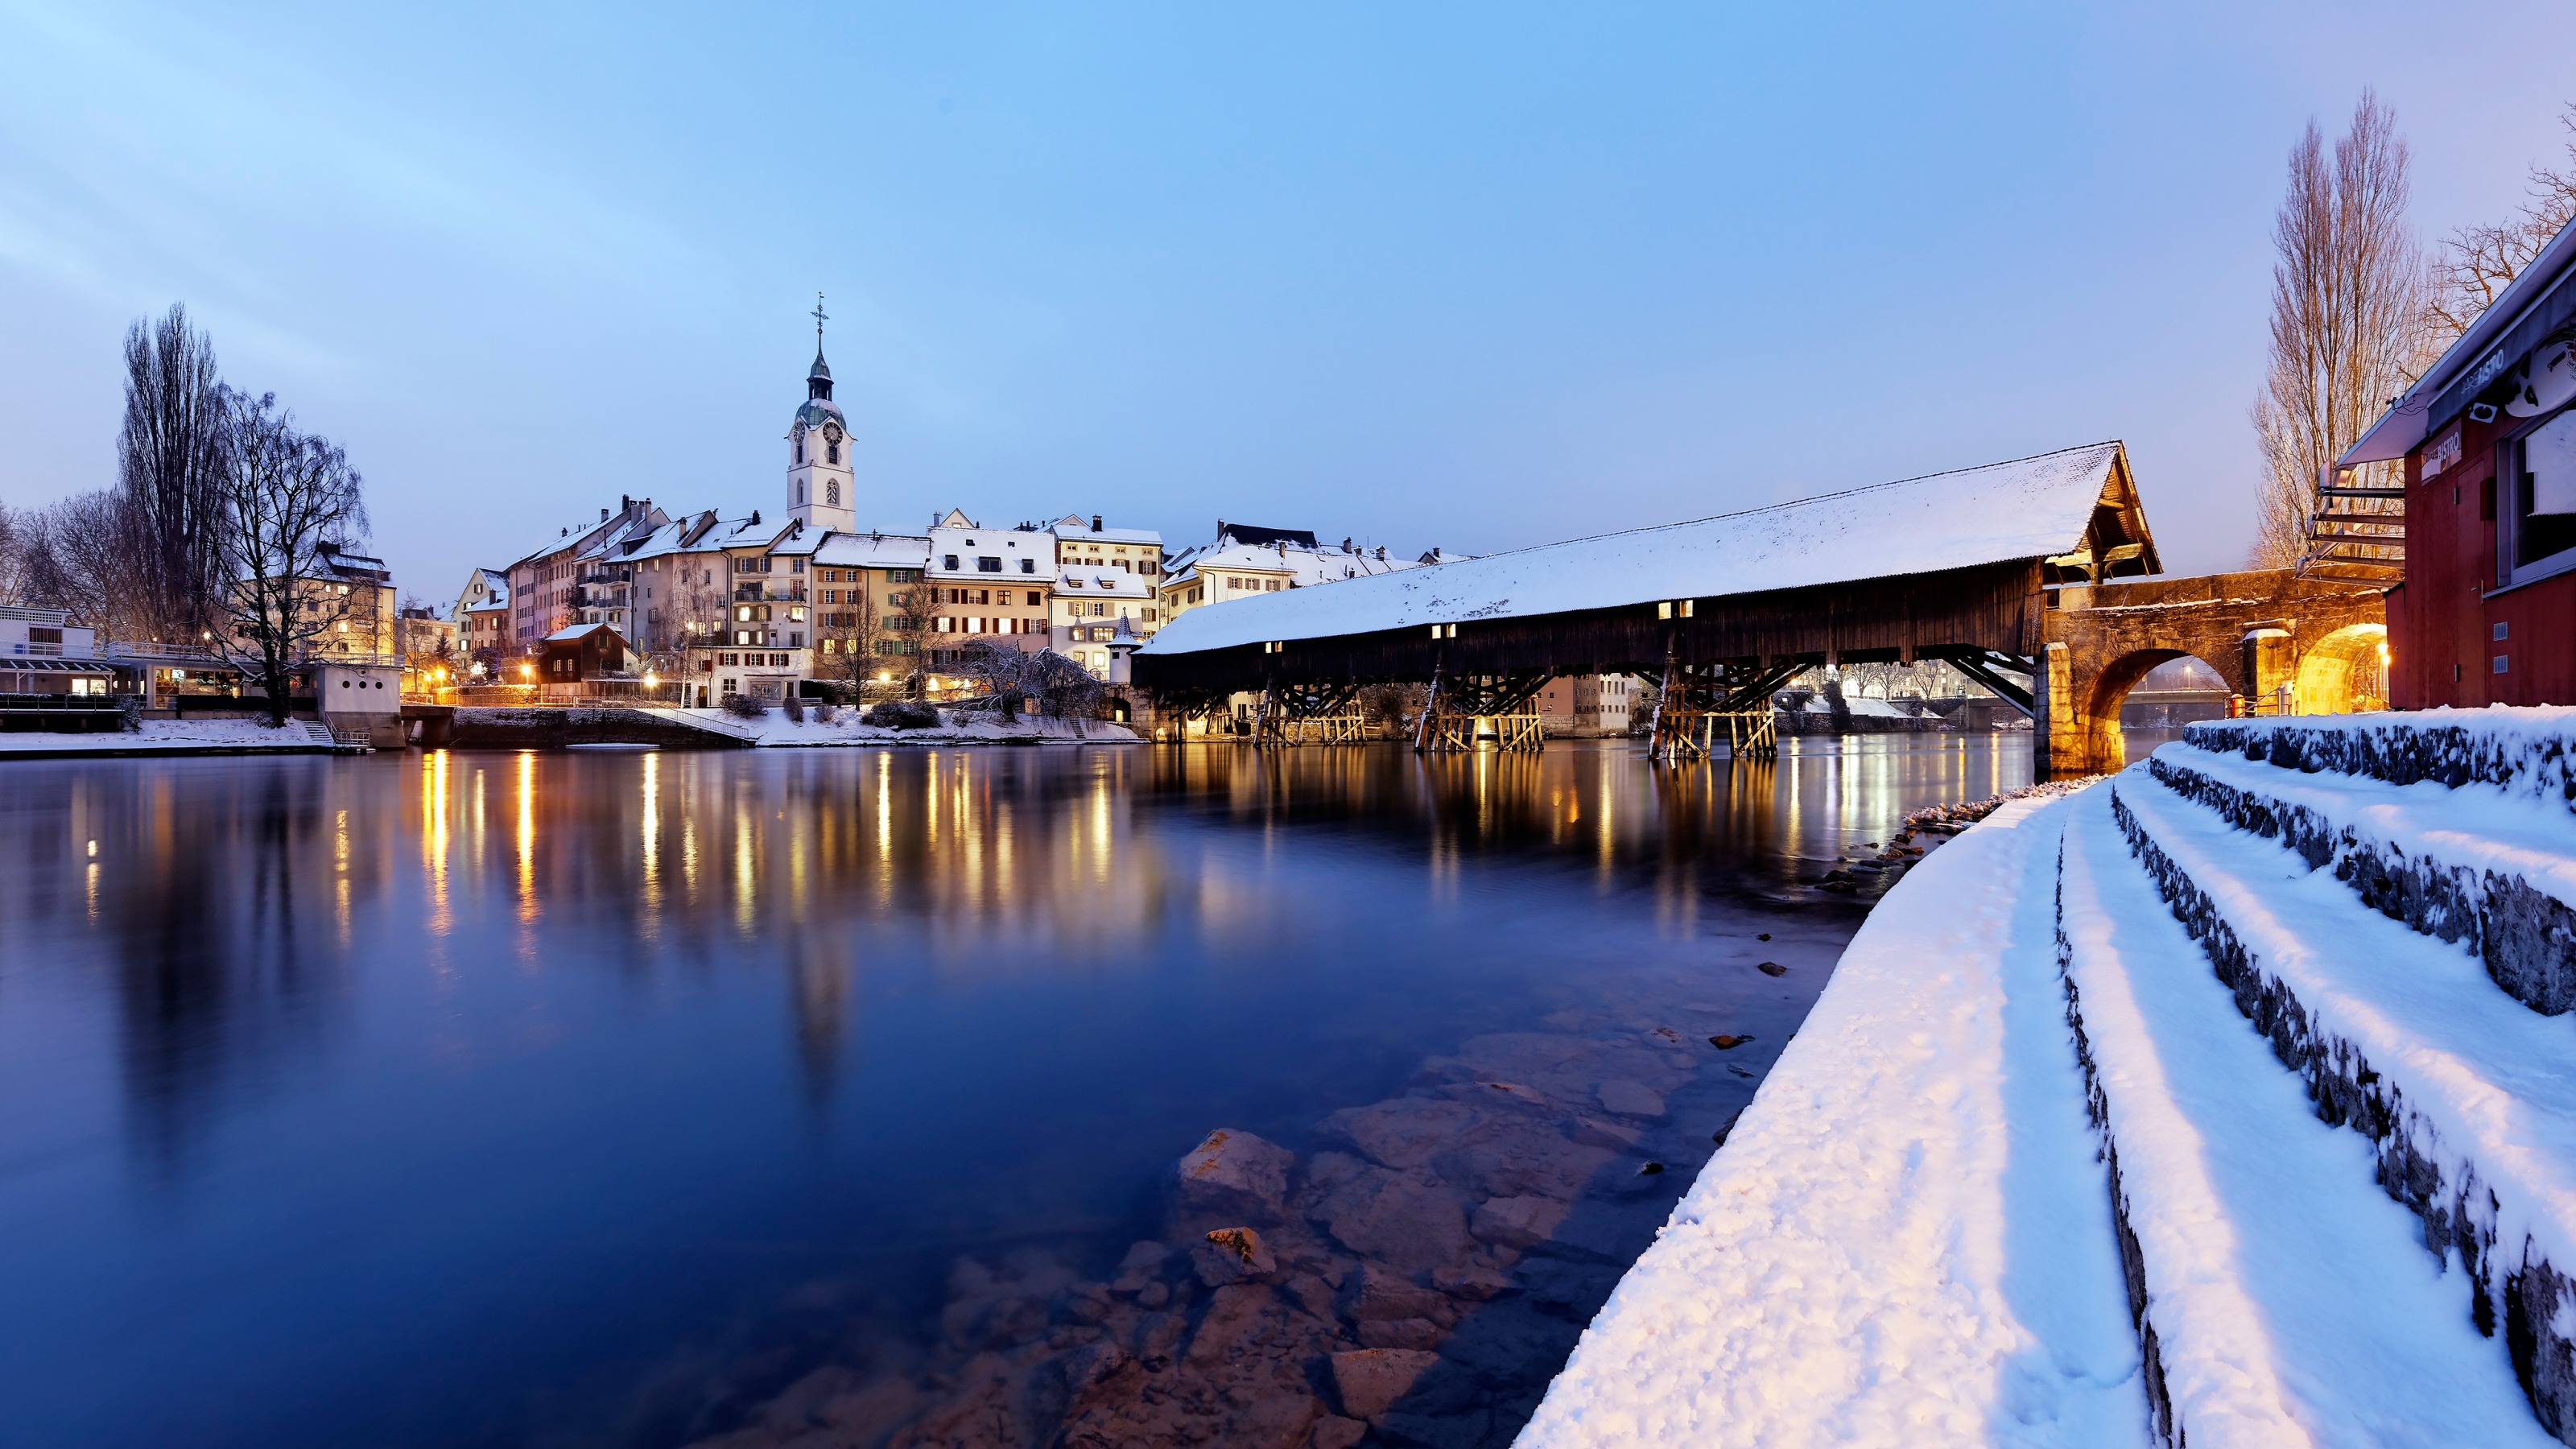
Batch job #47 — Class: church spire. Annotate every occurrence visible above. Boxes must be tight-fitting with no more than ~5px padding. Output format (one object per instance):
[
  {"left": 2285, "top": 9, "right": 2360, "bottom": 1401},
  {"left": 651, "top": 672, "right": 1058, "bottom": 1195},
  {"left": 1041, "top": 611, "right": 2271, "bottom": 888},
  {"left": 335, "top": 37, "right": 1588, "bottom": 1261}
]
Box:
[{"left": 808, "top": 293, "right": 832, "bottom": 401}]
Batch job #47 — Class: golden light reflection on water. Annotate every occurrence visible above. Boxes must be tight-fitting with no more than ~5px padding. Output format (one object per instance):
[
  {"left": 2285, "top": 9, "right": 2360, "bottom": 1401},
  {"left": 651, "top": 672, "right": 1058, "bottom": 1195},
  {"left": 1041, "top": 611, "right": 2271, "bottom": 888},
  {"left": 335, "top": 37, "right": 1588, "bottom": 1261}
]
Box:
[
  {"left": 425, "top": 750, "right": 451, "bottom": 936},
  {"left": 640, "top": 749, "right": 662, "bottom": 933},
  {"left": 31, "top": 737, "right": 2026, "bottom": 1024},
  {"left": 514, "top": 752, "right": 537, "bottom": 925}
]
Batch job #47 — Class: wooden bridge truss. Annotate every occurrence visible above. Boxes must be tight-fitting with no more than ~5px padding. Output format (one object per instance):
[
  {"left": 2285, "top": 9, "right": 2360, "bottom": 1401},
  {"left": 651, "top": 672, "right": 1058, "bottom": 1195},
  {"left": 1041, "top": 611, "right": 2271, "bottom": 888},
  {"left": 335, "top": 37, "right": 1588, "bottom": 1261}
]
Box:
[
  {"left": 1646, "top": 658, "right": 1805, "bottom": 762},
  {"left": 1414, "top": 671, "right": 1549, "bottom": 753},
  {"left": 1254, "top": 680, "right": 1371, "bottom": 747}
]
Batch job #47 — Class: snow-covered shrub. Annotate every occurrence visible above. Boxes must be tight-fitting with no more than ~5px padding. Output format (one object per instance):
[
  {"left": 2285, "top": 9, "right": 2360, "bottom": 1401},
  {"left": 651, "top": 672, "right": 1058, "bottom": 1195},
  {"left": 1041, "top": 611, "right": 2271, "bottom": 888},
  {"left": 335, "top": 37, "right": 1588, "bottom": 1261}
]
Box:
[
  {"left": 865, "top": 700, "right": 940, "bottom": 729},
  {"left": 781, "top": 691, "right": 804, "bottom": 723},
  {"left": 720, "top": 692, "right": 766, "bottom": 720}
]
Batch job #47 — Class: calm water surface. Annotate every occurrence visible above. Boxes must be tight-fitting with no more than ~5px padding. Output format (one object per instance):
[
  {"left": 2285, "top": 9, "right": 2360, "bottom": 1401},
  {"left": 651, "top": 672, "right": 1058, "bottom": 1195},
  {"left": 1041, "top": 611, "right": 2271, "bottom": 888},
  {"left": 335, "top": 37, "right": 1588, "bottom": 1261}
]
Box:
[{"left": 0, "top": 737, "right": 2028, "bottom": 1448}]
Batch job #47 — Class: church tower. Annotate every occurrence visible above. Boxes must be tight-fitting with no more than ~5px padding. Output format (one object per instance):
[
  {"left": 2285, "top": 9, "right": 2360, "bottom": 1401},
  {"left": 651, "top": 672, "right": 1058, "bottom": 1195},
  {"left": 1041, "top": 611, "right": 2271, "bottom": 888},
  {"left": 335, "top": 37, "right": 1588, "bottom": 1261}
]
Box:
[{"left": 787, "top": 296, "right": 856, "bottom": 534}]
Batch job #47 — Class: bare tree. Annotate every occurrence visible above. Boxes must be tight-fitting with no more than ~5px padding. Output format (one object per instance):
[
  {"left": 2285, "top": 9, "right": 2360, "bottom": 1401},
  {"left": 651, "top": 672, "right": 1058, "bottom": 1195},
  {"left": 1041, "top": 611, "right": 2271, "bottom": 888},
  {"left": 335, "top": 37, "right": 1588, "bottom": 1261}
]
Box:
[
  {"left": 118, "top": 305, "right": 230, "bottom": 642},
  {"left": 212, "top": 394, "right": 370, "bottom": 725},
  {"left": 886, "top": 579, "right": 951, "bottom": 698},
  {"left": 0, "top": 506, "right": 31, "bottom": 606},
  {"left": 2250, "top": 92, "right": 2429, "bottom": 568},
  {"left": 22, "top": 491, "right": 136, "bottom": 632},
  {"left": 2429, "top": 102, "right": 2576, "bottom": 344},
  {"left": 950, "top": 642, "right": 1101, "bottom": 722}
]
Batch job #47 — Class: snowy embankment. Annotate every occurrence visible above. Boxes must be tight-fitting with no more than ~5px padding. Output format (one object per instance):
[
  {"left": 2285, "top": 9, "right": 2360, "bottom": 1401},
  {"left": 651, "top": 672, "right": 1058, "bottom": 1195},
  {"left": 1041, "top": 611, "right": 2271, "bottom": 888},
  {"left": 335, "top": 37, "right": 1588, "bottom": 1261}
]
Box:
[
  {"left": 0, "top": 718, "right": 341, "bottom": 755},
  {"left": 1523, "top": 709, "right": 2576, "bottom": 1448},
  {"left": 1517, "top": 790, "right": 2149, "bottom": 1447}
]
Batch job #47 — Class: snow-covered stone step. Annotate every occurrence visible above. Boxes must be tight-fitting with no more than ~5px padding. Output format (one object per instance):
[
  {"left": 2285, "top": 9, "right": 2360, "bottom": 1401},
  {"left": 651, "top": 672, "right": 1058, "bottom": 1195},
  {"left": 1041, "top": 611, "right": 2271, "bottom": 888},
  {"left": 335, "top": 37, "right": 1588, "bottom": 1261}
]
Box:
[
  {"left": 2186, "top": 709, "right": 2576, "bottom": 812},
  {"left": 2111, "top": 769, "right": 2576, "bottom": 1442},
  {"left": 2058, "top": 784, "right": 2557, "bottom": 1448},
  {"left": 2149, "top": 742, "right": 2576, "bottom": 1015},
  {"left": 1516, "top": 793, "right": 2148, "bottom": 1448}
]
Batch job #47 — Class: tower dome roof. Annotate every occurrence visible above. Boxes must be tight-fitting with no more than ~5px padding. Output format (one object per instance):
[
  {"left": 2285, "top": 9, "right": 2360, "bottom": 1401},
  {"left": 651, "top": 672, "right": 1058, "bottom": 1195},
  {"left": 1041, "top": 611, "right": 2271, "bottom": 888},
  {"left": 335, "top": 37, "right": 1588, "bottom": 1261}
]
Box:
[
  {"left": 808, "top": 347, "right": 832, "bottom": 384},
  {"left": 795, "top": 396, "right": 846, "bottom": 431}
]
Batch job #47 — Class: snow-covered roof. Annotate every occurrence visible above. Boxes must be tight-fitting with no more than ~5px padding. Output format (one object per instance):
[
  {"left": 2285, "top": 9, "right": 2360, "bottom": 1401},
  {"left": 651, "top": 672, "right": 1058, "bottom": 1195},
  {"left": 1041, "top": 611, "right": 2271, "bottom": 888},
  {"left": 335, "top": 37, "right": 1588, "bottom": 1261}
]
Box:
[
  {"left": 1164, "top": 540, "right": 1420, "bottom": 590},
  {"left": 1052, "top": 515, "right": 1163, "bottom": 547},
  {"left": 814, "top": 531, "right": 933, "bottom": 568},
  {"left": 458, "top": 569, "right": 509, "bottom": 613},
  {"left": 1057, "top": 569, "right": 1151, "bottom": 598},
  {"left": 545, "top": 622, "right": 621, "bottom": 642},
  {"left": 1141, "top": 443, "right": 2136, "bottom": 655}
]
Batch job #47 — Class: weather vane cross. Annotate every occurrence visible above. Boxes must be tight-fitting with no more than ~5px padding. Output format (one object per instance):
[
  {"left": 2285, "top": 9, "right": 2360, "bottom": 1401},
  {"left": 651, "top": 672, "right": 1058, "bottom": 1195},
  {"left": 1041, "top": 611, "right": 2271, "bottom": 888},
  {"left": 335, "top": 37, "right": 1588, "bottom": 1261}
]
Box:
[{"left": 811, "top": 292, "right": 828, "bottom": 339}]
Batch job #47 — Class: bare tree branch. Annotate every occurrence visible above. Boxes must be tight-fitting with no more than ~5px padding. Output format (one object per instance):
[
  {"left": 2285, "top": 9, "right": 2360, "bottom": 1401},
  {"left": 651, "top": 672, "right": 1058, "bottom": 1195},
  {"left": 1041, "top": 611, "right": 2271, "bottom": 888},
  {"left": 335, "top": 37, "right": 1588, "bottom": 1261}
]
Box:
[
  {"left": 211, "top": 393, "right": 370, "bottom": 725},
  {"left": 2251, "top": 92, "right": 2428, "bottom": 569}
]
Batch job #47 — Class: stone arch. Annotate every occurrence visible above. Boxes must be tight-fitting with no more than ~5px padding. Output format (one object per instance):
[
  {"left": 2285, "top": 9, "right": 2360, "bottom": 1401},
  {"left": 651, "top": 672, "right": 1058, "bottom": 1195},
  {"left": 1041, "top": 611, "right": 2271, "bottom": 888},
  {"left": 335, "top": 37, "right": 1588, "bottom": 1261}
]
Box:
[
  {"left": 2290, "top": 622, "right": 2388, "bottom": 715},
  {"left": 2078, "top": 646, "right": 2231, "bottom": 774}
]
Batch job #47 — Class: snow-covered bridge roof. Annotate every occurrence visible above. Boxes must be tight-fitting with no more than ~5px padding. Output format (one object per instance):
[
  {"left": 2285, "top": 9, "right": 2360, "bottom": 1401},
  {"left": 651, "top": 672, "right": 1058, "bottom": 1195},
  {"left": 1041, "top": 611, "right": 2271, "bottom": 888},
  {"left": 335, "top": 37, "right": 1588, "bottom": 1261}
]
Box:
[{"left": 1140, "top": 443, "right": 2144, "bottom": 656}]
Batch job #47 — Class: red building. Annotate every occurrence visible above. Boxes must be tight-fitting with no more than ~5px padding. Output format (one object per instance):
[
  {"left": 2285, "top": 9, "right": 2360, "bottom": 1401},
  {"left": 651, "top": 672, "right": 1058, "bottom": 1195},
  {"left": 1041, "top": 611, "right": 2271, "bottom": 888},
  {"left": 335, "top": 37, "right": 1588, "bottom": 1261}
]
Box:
[{"left": 2347, "top": 222, "right": 2576, "bottom": 706}]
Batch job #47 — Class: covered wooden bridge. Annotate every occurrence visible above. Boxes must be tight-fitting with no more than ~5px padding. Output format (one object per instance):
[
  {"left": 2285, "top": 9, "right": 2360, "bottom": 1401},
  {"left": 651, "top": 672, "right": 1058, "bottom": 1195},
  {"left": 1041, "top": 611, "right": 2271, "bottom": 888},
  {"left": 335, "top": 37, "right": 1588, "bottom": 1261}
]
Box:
[{"left": 1131, "top": 442, "right": 2164, "bottom": 773}]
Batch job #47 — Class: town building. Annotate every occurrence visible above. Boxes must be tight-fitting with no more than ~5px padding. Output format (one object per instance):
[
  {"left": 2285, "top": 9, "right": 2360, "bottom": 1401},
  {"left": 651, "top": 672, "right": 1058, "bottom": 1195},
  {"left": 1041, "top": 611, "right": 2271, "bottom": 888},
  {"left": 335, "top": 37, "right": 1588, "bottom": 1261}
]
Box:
[
  {"left": 923, "top": 510, "right": 1055, "bottom": 671},
  {"left": 1048, "top": 514, "right": 1164, "bottom": 675},
  {"left": 0, "top": 607, "right": 117, "bottom": 720},
  {"left": 802, "top": 529, "right": 933, "bottom": 691},
  {"left": 503, "top": 497, "right": 664, "bottom": 650},
  {"left": 1533, "top": 675, "right": 1637, "bottom": 737},
  {"left": 452, "top": 568, "right": 510, "bottom": 667},
  {"left": 2345, "top": 216, "right": 2576, "bottom": 705},
  {"left": 539, "top": 622, "right": 634, "bottom": 682},
  {"left": 1156, "top": 522, "right": 1422, "bottom": 627},
  {"left": 1055, "top": 564, "right": 1154, "bottom": 677},
  {"left": 307, "top": 542, "right": 399, "bottom": 661}
]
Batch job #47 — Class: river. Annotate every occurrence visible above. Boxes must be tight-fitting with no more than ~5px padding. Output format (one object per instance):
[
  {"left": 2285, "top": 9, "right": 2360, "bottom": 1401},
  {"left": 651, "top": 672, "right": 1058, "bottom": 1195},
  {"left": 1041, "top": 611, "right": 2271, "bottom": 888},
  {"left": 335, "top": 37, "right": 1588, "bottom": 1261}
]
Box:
[{"left": 0, "top": 736, "right": 2029, "bottom": 1449}]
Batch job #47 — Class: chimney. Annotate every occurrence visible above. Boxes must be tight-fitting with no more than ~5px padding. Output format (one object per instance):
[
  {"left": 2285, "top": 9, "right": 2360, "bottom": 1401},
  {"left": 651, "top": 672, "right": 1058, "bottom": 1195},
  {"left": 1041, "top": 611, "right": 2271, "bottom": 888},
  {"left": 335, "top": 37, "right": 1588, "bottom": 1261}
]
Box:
[
  {"left": 751, "top": 510, "right": 761, "bottom": 525},
  {"left": 1092, "top": 514, "right": 1103, "bottom": 532}
]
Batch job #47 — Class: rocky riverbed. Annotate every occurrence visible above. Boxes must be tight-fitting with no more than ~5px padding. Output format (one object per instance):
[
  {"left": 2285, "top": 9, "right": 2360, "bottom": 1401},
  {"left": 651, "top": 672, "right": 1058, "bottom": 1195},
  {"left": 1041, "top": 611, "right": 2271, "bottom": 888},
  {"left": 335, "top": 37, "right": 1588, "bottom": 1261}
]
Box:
[{"left": 687, "top": 992, "right": 1801, "bottom": 1449}]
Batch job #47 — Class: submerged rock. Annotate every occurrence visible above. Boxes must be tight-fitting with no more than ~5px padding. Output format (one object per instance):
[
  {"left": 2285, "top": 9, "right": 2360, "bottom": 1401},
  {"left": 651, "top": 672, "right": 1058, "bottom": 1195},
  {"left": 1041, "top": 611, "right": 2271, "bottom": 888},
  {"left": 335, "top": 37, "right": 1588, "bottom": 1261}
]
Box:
[
  {"left": 1176, "top": 1129, "right": 1297, "bottom": 1224},
  {"left": 1595, "top": 1079, "right": 1666, "bottom": 1118},
  {"left": 1331, "top": 1347, "right": 1442, "bottom": 1419}
]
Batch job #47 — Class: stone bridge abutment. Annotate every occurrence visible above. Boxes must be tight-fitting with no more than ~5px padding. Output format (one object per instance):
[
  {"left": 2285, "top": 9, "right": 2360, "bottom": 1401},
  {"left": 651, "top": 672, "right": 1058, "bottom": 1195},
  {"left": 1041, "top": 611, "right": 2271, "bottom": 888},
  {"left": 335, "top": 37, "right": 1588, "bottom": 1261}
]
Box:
[{"left": 2040, "top": 569, "right": 2386, "bottom": 777}]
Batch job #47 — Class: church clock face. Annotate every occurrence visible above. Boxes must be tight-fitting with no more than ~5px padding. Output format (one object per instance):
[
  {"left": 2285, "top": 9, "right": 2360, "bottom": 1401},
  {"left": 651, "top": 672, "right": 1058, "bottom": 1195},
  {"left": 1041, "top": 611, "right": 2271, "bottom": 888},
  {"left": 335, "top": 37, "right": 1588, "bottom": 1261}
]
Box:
[{"left": 824, "top": 420, "right": 844, "bottom": 444}]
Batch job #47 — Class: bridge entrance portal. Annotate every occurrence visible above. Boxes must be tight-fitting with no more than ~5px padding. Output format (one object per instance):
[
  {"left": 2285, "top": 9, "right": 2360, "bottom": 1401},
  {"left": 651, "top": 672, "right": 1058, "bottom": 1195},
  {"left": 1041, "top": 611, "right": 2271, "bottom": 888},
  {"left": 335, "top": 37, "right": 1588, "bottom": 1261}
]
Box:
[{"left": 2039, "top": 569, "right": 2386, "bottom": 776}]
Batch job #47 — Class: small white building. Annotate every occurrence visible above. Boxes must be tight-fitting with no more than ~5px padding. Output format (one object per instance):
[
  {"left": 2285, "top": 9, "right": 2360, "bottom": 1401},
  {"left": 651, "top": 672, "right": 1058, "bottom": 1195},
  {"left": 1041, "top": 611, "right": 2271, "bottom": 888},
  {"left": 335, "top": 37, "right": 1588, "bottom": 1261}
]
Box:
[
  {"left": 1055, "top": 566, "right": 1155, "bottom": 677},
  {"left": 0, "top": 606, "right": 115, "bottom": 706}
]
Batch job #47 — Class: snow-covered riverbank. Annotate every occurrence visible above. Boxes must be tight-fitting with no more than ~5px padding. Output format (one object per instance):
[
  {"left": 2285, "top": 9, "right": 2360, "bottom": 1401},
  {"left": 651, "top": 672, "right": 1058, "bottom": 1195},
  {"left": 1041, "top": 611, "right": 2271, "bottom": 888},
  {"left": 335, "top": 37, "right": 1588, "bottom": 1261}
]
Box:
[
  {"left": 1521, "top": 712, "right": 2576, "bottom": 1448},
  {"left": 0, "top": 718, "right": 345, "bottom": 757}
]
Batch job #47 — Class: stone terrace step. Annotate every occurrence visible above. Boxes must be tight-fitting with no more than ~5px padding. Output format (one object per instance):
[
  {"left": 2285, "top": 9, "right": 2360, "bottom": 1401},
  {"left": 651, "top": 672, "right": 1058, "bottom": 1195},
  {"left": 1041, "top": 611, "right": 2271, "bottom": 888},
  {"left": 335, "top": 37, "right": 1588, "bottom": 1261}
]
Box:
[
  {"left": 2185, "top": 709, "right": 2576, "bottom": 811},
  {"left": 2112, "top": 769, "right": 2576, "bottom": 1442},
  {"left": 2058, "top": 783, "right": 2554, "bottom": 1448},
  {"left": 2149, "top": 742, "right": 2576, "bottom": 1016}
]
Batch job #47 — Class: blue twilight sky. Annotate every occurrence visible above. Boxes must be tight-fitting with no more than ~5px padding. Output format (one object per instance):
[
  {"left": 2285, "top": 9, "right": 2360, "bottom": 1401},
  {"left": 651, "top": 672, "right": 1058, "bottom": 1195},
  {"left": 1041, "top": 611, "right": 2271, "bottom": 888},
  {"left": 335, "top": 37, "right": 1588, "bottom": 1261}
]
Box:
[{"left": 4, "top": 2, "right": 2575, "bottom": 601}]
